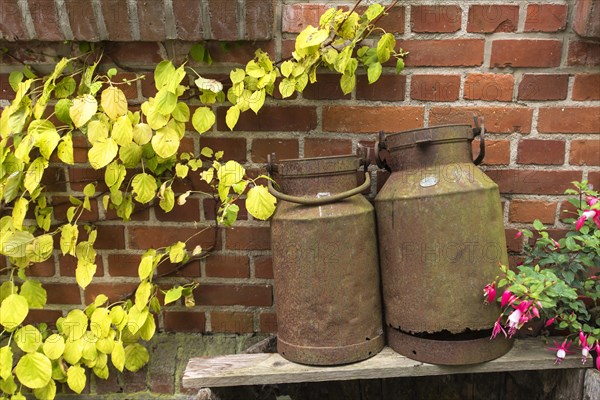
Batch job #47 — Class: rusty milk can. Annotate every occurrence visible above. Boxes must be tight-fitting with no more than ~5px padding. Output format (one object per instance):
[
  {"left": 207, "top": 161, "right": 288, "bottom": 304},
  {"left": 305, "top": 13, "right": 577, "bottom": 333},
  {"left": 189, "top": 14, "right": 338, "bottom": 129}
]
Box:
[
  {"left": 374, "top": 120, "right": 512, "bottom": 365},
  {"left": 267, "top": 153, "right": 384, "bottom": 365}
]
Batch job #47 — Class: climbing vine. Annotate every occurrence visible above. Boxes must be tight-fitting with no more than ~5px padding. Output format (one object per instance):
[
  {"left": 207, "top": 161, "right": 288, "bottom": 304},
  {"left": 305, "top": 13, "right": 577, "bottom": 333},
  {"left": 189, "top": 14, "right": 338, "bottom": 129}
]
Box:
[{"left": 0, "top": 2, "right": 405, "bottom": 398}]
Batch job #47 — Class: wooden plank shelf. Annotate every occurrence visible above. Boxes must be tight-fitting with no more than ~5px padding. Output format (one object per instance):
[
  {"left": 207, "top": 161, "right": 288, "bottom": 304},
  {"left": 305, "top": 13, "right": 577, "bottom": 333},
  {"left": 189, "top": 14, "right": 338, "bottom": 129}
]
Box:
[{"left": 182, "top": 338, "right": 587, "bottom": 389}]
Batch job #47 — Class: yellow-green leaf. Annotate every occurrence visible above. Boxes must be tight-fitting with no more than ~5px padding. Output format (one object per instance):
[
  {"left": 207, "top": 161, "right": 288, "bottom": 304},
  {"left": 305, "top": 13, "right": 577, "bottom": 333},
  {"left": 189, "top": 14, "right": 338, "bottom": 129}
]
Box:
[
  {"left": 14, "top": 353, "right": 52, "bottom": 389},
  {"left": 27, "top": 234, "right": 53, "bottom": 263},
  {"left": 111, "top": 341, "right": 125, "bottom": 372},
  {"left": 155, "top": 88, "right": 177, "bottom": 115},
  {"left": 43, "top": 334, "right": 65, "bottom": 360},
  {"left": 135, "top": 281, "right": 152, "bottom": 310},
  {"left": 0, "top": 346, "right": 13, "bottom": 380},
  {"left": 124, "top": 343, "right": 149, "bottom": 372},
  {"left": 296, "top": 25, "right": 329, "bottom": 49},
  {"left": 278, "top": 78, "right": 296, "bottom": 98},
  {"left": 127, "top": 306, "right": 148, "bottom": 335},
  {"left": 192, "top": 107, "right": 215, "bottom": 134},
  {"left": 138, "top": 250, "right": 156, "bottom": 280},
  {"left": 225, "top": 105, "right": 240, "bottom": 131},
  {"left": 168, "top": 241, "right": 186, "bottom": 263},
  {"left": 1, "top": 230, "right": 34, "bottom": 258},
  {"left": 57, "top": 132, "right": 74, "bottom": 164},
  {"left": 91, "top": 307, "right": 111, "bottom": 338},
  {"left": 249, "top": 89, "right": 266, "bottom": 114},
  {"left": 62, "top": 309, "right": 88, "bottom": 340},
  {"left": 367, "top": 62, "right": 383, "bottom": 84},
  {"left": 151, "top": 126, "right": 180, "bottom": 158},
  {"left": 101, "top": 87, "right": 128, "bottom": 120},
  {"left": 111, "top": 115, "right": 133, "bottom": 146},
  {"left": 376, "top": 33, "right": 395, "bottom": 63},
  {"left": 119, "top": 142, "right": 143, "bottom": 168},
  {"left": 340, "top": 73, "right": 356, "bottom": 95},
  {"left": 34, "top": 122, "right": 60, "bottom": 160},
  {"left": 88, "top": 137, "right": 118, "bottom": 169},
  {"left": 217, "top": 160, "right": 245, "bottom": 187},
  {"left": 87, "top": 120, "right": 109, "bottom": 145},
  {"left": 132, "top": 123, "right": 153, "bottom": 145},
  {"left": 76, "top": 259, "right": 97, "bottom": 289},
  {"left": 139, "top": 314, "right": 156, "bottom": 341},
  {"left": 230, "top": 68, "right": 246, "bottom": 84},
  {"left": 24, "top": 157, "right": 48, "bottom": 195},
  {"left": 15, "top": 324, "right": 42, "bottom": 353},
  {"left": 20, "top": 280, "right": 46, "bottom": 309},
  {"left": 60, "top": 223, "right": 78, "bottom": 256},
  {"left": 365, "top": 3, "right": 385, "bottom": 21},
  {"left": 12, "top": 197, "right": 28, "bottom": 231},
  {"left": 172, "top": 102, "right": 190, "bottom": 122},
  {"left": 131, "top": 173, "right": 157, "bottom": 204},
  {"left": 67, "top": 365, "right": 86, "bottom": 394},
  {"left": 33, "top": 379, "right": 56, "bottom": 400},
  {"left": 70, "top": 94, "right": 98, "bottom": 128},
  {"left": 163, "top": 286, "right": 182, "bottom": 305},
  {"left": 246, "top": 185, "right": 277, "bottom": 220},
  {"left": 159, "top": 185, "right": 174, "bottom": 212},
  {"left": 63, "top": 338, "right": 84, "bottom": 364}
]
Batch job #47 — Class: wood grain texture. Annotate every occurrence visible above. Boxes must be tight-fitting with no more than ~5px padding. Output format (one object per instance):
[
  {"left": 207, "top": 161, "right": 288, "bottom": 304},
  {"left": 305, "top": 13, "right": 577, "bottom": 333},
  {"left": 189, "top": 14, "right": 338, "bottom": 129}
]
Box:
[{"left": 182, "top": 338, "right": 587, "bottom": 389}]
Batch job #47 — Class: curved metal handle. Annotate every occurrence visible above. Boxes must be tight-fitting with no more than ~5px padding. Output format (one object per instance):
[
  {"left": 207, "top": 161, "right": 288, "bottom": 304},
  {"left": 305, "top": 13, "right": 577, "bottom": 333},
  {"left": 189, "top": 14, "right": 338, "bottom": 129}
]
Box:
[
  {"left": 375, "top": 131, "right": 391, "bottom": 172},
  {"left": 268, "top": 172, "right": 371, "bottom": 206},
  {"left": 473, "top": 116, "right": 486, "bottom": 166}
]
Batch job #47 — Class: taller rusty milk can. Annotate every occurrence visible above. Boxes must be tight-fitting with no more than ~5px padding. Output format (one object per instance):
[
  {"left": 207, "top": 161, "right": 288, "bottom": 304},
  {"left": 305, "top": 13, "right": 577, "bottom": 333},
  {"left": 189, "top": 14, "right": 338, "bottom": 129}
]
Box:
[
  {"left": 267, "top": 153, "right": 384, "bottom": 365},
  {"left": 375, "top": 120, "right": 512, "bottom": 365}
]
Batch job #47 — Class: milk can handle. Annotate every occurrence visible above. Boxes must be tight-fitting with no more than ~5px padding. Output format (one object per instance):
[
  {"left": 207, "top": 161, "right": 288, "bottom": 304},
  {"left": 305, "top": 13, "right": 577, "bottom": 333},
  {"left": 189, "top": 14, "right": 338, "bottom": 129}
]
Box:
[
  {"left": 375, "top": 131, "right": 391, "bottom": 172},
  {"left": 472, "top": 116, "right": 486, "bottom": 165},
  {"left": 267, "top": 172, "right": 371, "bottom": 205}
]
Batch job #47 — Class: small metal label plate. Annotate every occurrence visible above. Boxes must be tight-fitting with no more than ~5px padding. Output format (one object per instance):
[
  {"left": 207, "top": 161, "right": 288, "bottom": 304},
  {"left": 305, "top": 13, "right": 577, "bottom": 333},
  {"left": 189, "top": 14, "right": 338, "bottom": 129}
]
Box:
[{"left": 420, "top": 176, "right": 438, "bottom": 188}]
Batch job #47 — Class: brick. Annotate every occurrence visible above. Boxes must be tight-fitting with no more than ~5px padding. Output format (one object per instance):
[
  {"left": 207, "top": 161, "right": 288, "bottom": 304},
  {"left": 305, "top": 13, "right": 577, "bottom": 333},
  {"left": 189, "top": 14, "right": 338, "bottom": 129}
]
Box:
[
  {"left": 367, "top": 5, "right": 405, "bottom": 34},
  {"left": 259, "top": 312, "right": 278, "bottom": 333},
  {"left": 505, "top": 229, "right": 523, "bottom": 253},
  {"left": 107, "top": 253, "right": 141, "bottom": 277},
  {"left": 155, "top": 198, "right": 201, "bottom": 222},
  {"left": 573, "top": 0, "right": 600, "bottom": 37},
  {"left": 303, "top": 74, "right": 350, "bottom": 100},
  {"left": 226, "top": 227, "right": 270, "bottom": 250},
  {"left": 83, "top": 283, "right": 138, "bottom": 303},
  {"left": 210, "top": 312, "right": 254, "bottom": 333},
  {"left": 570, "top": 140, "right": 600, "bottom": 166},
  {"left": 0, "top": 74, "right": 12, "bottom": 99},
  {"left": 198, "top": 137, "right": 246, "bottom": 162},
  {"left": 567, "top": 41, "right": 600, "bottom": 67},
  {"left": 559, "top": 200, "right": 579, "bottom": 223},
  {"left": 464, "top": 74, "right": 514, "bottom": 102},
  {"left": 28, "top": 257, "right": 55, "bottom": 277},
  {"left": 0, "top": 0, "right": 28, "bottom": 40},
  {"left": 246, "top": 0, "right": 273, "bottom": 39},
  {"left": 195, "top": 284, "right": 272, "bottom": 306},
  {"left": 128, "top": 226, "right": 218, "bottom": 250},
  {"left": 429, "top": 107, "right": 532, "bottom": 134},
  {"left": 254, "top": 256, "right": 273, "bottom": 279},
  {"left": 251, "top": 138, "right": 299, "bottom": 163},
  {"left": 172, "top": 0, "right": 202, "bottom": 40},
  {"left": 136, "top": 0, "right": 166, "bottom": 40},
  {"left": 304, "top": 138, "right": 352, "bottom": 158},
  {"left": 410, "top": 74, "right": 460, "bottom": 102},
  {"left": 45, "top": 283, "right": 81, "bottom": 304},
  {"left": 467, "top": 5, "right": 519, "bottom": 33},
  {"left": 518, "top": 74, "right": 568, "bottom": 101},
  {"left": 472, "top": 140, "right": 510, "bottom": 165},
  {"left": 104, "top": 42, "right": 163, "bottom": 65},
  {"left": 24, "top": 310, "right": 63, "bottom": 327},
  {"left": 207, "top": 0, "right": 238, "bottom": 40},
  {"left": 589, "top": 172, "right": 600, "bottom": 190},
  {"left": 485, "top": 170, "right": 582, "bottom": 195},
  {"left": 113, "top": 72, "right": 139, "bottom": 99},
  {"left": 491, "top": 40, "right": 562, "bottom": 68},
  {"left": 411, "top": 5, "right": 461, "bottom": 33},
  {"left": 68, "top": 167, "right": 107, "bottom": 192},
  {"left": 282, "top": 4, "right": 328, "bottom": 33},
  {"left": 203, "top": 198, "right": 248, "bottom": 221},
  {"left": 524, "top": 4, "right": 568, "bottom": 32},
  {"left": 572, "top": 74, "right": 600, "bottom": 101},
  {"left": 399, "top": 39, "right": 484, "bottom": 67},
  {"left": 28, "top": 0, "right": 62, "bottom": 40},
  {"left": 205, "top": 254, "right": 250, "bottom": 278},
  {"left": 517, "top": 140, "right": 565, "bottom": 165},
  {"left": 207, "top": 40, "right": 276, "bottom": 65},
  {"left": 217, "top": 106, "right": 317, "bottom": 132},
  {"left": 356, "top": 74, "right": 406, "bottom": 101},
  {"left": 64, "top": 0, "right": 99, "bottom": 41},
  {"left": 52, "top": 196, "right": 99, "bottom": 222},
  {"left": 164, "top": 311, "right": 205, "bottom": 332},
  {"left": 509, "top": 200, "right": 557, "bottom": 224},
  {"left": 43, "top": 166, "right": 67, "bottom": 192},
  {"left": 59, "top": 254, "right": 104, "bottom": 277},
  {"left": 141, "top": 73, "right": 156, "bottom": 98},
  {"left": 148, "top": 335, "right": 178, "bottom": 394},
  {"left": 91, "top": 225, "right": 126, "bottom": 250},
  {"left": 323, "top": 106, "right": 424, "bottom": 133},
  {"left": 156, "top": 259, "right": 200, "bottom": 278},
  {"left": 100, "top": 0, "right": 132, "bottom": 40},
  {"left": 538, "top": 107, "right": 600, "bottom": 134}
]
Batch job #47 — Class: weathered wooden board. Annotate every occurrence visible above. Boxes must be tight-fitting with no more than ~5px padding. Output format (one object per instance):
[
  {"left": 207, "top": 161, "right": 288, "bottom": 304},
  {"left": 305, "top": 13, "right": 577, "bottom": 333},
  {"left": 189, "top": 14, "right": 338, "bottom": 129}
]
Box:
[{"left": 182, "top": 338, "right": 588, "bottom": 389}]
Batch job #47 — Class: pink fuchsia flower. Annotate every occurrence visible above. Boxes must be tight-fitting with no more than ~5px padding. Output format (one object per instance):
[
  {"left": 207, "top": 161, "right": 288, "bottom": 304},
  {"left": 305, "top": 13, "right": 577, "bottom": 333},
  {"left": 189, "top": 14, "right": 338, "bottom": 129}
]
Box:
[
  {"left": 483, "top": 283, "right": 496, "bottom": 304},
  {"left": 548, "top": 340, "right": 573, "bottom": 365},
  {"left": 545, "top": 317, "right": 556, "bottom": 327},
  {"left": 491, "top": 318, "right": 506, "bottom": 339},
  {"left": 579, "top": 331, "right": 592, "bottom": 364},
  {"left": 586, "top": 196, "right": 599, "bottom": 207},
  {"left": 514, "top": 231, "right": 523, "bottom": 239},
  {"left": 576, "top": 209, "right": 600, "bottom": 230},
  {"left": 551, "top": 239, "right": 560, "bottom": 248},
  {"left": 506, "top": 308, "right": 522, "bottom": 337},
  {"left": 500, "top": 290, "right": 516, "bottom": 308},
  {"left": 596, "top": 344, "right": 600, "bottom": 371}
]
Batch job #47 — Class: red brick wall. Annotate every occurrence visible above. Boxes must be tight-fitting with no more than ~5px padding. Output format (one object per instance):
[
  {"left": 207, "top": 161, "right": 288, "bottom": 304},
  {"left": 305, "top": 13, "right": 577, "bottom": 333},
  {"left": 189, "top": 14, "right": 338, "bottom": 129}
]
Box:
[{"left": 0, "top": 0, "right": 599, "bottom": 338}]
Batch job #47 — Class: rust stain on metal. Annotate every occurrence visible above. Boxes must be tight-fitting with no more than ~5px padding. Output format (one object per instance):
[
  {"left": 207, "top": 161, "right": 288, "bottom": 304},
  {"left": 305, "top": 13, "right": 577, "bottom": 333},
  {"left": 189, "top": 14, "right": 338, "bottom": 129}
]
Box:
[
  {"left": 270, "top": 155, "right": 384, "bottom": 365},
  {"left": 375, "top": 125, "right": 511, "bottom": 365}
]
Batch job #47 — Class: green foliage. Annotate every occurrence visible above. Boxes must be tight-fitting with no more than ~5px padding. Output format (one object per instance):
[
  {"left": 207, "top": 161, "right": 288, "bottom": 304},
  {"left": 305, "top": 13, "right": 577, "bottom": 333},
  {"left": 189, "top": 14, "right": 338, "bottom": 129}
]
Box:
[
  {"left": 488, "top": 181, "right": 600, "bottom": 359},
  {"left": 0, "top": 2, "right": 407, "bottom": 398}
]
